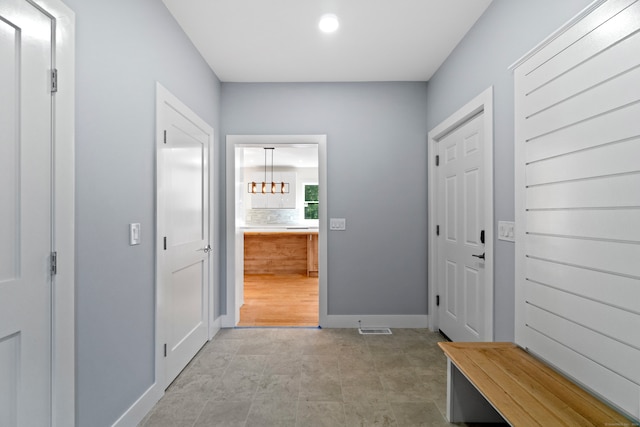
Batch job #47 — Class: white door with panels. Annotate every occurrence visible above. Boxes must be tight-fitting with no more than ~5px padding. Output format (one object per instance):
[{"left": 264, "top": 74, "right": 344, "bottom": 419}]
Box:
[
  {"left": 157, "top": 88, "right": 212, "bottom": 388},
  {"left": 437, "top": 113, "right": 486, "bottom": 342},
  {"left": 0, "top": 1, "right": 54, "bottom": 424}
]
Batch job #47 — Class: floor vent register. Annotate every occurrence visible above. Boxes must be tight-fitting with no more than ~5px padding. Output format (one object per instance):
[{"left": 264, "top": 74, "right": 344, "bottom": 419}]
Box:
[{"left": 358, "top": 327, "right": 392, "bottom": 335}]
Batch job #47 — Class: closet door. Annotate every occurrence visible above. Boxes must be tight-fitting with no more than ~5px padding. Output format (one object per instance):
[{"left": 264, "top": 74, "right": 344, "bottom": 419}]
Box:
[{"left": 513, "top": 0, "right": 640, "bottom": 420}]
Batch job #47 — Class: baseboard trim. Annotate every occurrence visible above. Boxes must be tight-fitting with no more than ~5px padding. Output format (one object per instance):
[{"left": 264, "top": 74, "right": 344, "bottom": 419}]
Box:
[
  {"left": 220, "top": 314, "right": 236, "bottom": 328},
  {"left": 320, "top": 315, "right": 430, "bottom": 329},
  {"left": 111, "top": 382, "right": 162, "bottom": 427},
  {"left": 209, "top": 316, "right": 222, "bottom": 340}
]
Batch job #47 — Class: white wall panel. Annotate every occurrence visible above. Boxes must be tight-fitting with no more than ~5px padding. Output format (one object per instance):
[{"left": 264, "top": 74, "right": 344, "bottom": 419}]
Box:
[
  {"left": 526, "top": 257, "right": 640, "bottom": 313},
  {"left": 520, "top": 0, "right": 640, "bottom": 93},
  {"left": 526, "top": 173, "right": 640, "bottom": 209},
  {"left": 523, "top": 328, "right": 640, "bottom": 418},
  {"left": 524, "top": 280, "right": 640, "bottom": 348},
  {"left": 527, "top": 234, "right": 640, "bottom": 278},
  {"left": 525, "top": 102, "right": 640, "bottom": 162},
  {"left": 524, "top": 30, "right": 640, "bottom": 117},
  {"left": 514, "top": 0, "right": 640, "bottom": 420},
  {"left": 525, "top": 303, "right": 640, "bottom": 384},
  {"left": 524, "top": 66, "right": 640, "bottom": 140},
  {"left": 526, "top": 209, "right": 640, "bottom": 242},
  {"left": 526, "top": 137, "right": 640, "bottom": 186}
]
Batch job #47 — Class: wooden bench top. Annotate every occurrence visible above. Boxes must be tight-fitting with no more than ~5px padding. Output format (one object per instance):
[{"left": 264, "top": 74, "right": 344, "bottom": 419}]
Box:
[{"left": 439, "top": 342, "right": 633, "bottom": 427}]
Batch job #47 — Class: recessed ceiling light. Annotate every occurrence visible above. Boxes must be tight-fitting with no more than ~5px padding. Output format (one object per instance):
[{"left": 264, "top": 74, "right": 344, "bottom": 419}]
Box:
[{"left": 318, "top": 14, "right": 339, "bottom": 33}]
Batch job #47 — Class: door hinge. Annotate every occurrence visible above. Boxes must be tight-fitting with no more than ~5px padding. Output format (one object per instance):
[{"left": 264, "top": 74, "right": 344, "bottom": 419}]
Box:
[
  {"left": 436, "top": 295, "right": 440, "bottom": 307},
  {"left": 50, "top": 69, "right": 58, "bottom": 93},
  {"left": 163, "top": 343, "right": 167, "bottom": 357},
  {"left": 163, "top": 130, "right": 167, "bottom": 144},
  {"left": 435, "top": 155, "right": 440, "bottom": 166},
  {"left": 163, "top": 236, "right": 167, "bottom": 250},
  {"left": 436, "top": 225, "right": 440, "bottom": 236},
  {"left": 50, "top": 251, "right": 57, "bottom": 275}
]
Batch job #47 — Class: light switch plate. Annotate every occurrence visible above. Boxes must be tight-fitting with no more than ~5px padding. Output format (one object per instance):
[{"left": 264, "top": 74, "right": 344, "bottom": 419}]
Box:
[
  {"left": 498, "top": 221, "right": 515, "bottom": 242},
  {"left": 330, "top": 218, "right": 346, "bottom": 231},
  {"left": 129, "top": 223, "right": 141, "bottom": 245}
]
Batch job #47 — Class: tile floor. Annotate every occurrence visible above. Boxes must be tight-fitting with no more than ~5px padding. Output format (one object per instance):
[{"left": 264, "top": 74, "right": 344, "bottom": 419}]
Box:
[{"left": 139, "top": 328, "right": 482, "bottom": 427}]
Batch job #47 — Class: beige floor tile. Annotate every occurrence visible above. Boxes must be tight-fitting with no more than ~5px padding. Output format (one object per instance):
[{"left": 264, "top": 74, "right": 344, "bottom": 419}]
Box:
[
  {"left": 390, "top": 401, "right": 449, "bottom": 427},
  {"left": 344, "top": 400, "right": 398, "bottom": 427},
  {"left": 142, "top": 392, "right": 208, "bottom": 427},
  {"left": 193, "top": 401, "right": 251, "bottom": 427},
  {"left": 245, "top": 400, "right": 297, "bottom": 427},
  {"left": 140, "top": 328, "right": 451, "bottom": 427},
  {"left": 255, "top": 373, "right": 301, "bottom": 401},
  {"left": 296, "top": 401, "right": 346, "bottom": 427}
]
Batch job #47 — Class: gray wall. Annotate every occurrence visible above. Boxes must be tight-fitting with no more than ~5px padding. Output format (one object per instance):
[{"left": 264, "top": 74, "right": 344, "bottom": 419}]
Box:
[
  {"left": 63, "top": 0, "right": 221, "bottom": 425},
  {"left": 222, "top": 82, "right": 429, "bottom": 315},
  {"left": 425, "top": 0, "right": 593, "bottom": 341}
]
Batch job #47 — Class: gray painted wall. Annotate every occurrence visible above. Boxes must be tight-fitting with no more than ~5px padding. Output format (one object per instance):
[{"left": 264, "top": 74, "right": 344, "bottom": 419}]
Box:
[
  {"left": 63, "top": 0, "right": 221, "bottom": 425},
  {"left": 425, "top": 0, "right": 593, "bottom": 341},
  {"left": 221, "top": 82, "right": 429, "bottom": 315}
]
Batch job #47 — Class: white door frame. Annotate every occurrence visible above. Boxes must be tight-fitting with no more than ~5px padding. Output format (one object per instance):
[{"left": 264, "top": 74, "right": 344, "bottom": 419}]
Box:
[
  {"left": 155, "top": 82, "right": 216, "bottom": 388},
  {"left": 24, "top": 0, "right": 76, "bottom": 425},
  {"left": 224, "top": 135, "right": 327, "bottom": 327},
  {"left": 427, "top": 87, "right": 494, "bottom": 341}
]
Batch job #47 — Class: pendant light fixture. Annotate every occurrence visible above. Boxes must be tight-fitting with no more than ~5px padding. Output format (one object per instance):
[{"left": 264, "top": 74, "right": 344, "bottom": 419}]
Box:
[{"left": 248, "top": 147, "right": 290, "bottom": 195}]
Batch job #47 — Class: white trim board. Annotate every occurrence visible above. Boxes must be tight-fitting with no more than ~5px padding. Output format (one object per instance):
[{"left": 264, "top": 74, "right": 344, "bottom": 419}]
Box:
[
  {"left": 508, "top": 0, "right": 607, "bottom": 70},
  {"left": 427, "top": 86, "right": 494, "bottom": 341},
  {"left": 27, "top": 0, "right": 76, "bottom": 425},
  {"left": 225, "top": 135, "right": 328, "bottom": 327}
]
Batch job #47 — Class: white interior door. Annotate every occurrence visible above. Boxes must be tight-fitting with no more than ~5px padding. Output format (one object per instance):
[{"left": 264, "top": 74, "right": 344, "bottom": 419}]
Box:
[
  {"left": 0, "top": 1, "right": 53, "bottom": 425},
  {"left": 437, "top": 113, "right": 486, "bottom": 342},
  {"left": 158, "top": 95, "right": 210, "bottom": 388}
]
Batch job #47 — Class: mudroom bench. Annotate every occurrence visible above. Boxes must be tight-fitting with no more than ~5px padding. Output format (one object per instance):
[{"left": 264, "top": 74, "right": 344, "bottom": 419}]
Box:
[{"left": 438, "top": 342, "right": 634, "bottom": 426}]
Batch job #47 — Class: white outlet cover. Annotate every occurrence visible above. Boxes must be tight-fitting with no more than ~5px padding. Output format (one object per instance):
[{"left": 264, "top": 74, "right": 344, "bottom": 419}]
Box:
[
  {"left": 330, "top": 218, "right": 346, "bottom": 231},
  {"left": 498, "top": 221, "right": 515, "bottom": 242}
]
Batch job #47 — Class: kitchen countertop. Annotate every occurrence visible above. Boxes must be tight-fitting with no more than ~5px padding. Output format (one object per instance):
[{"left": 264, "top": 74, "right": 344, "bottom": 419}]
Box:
[{"left": 242, "top": 226, "right": 319, "bottom": 234}]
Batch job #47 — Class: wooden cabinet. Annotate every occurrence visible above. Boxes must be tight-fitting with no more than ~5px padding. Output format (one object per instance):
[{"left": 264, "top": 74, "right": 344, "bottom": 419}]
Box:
[
  {"left": 244, "top": 231, "right": 318, "bottom": 275},
  {"left": 307, "top": 233, "right": 318, "bottom": 277}
]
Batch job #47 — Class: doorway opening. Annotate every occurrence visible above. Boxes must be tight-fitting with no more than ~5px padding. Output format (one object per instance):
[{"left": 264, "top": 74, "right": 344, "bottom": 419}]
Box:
[
  {"left": 239, "top": 144, "right": 319, "bottom": 326},
  {"left": 225, "top": 135, "right": 328, "bottom": 328}
]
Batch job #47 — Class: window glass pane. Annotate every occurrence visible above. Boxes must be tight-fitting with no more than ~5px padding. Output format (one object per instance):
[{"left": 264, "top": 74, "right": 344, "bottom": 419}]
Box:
[
  {"left": 305, "top": 185, "right": 318, "bottom": 202},
  {"left": 305, "top": 203, "right": 319, "bottom": 219}
]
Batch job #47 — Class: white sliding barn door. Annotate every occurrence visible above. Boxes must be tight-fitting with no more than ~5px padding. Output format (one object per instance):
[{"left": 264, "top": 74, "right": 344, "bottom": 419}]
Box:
[
  {"left": 513, "top": 0, "right": 640, "bottom": 420},
  {"left": 0, "top": 1, "right": 54, "bottom": 425}
]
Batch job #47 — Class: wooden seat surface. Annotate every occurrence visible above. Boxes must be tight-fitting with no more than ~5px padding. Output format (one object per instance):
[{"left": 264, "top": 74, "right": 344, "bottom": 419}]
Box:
[{"left": 438, "top": 342, "right": 633, "bottom": 426}]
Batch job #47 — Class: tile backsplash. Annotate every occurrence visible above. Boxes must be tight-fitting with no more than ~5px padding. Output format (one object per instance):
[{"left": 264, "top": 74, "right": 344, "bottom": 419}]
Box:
[{"left": 245, "top": 208, "right": 300, "bottom": 225}]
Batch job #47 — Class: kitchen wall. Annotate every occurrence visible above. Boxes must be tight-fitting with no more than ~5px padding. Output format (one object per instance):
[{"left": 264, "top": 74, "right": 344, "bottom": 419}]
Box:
[
  {"left": 222, "top": 82, "right": 429, "bottom": 315},
  {"left": 63, "top": 0, "right": 221, "bottom": 425},
  {"left": 243, "top": 165, "right": 319, "bottom": 225},
  {"left": 425, "top": 0, "right": 593, "bottom": 340}
]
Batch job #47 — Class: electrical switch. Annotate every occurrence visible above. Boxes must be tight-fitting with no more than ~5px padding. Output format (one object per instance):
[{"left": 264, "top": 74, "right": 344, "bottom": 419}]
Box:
[{"left": 130, "top": 223, "right": 141, "bottom": 245}]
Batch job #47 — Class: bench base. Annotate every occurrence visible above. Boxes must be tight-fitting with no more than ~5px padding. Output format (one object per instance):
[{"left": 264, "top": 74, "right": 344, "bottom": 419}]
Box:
[{"left": 446, "top": 359, "right": 507, "bottom": 424}]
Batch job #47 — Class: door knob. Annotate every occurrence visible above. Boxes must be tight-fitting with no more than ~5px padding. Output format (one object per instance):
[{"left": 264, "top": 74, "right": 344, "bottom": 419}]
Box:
[
  {"left": 197, "top": 245, "right": 212, "bottom": 254},
  {"left": 472, "top": 253, "right": 485, "bottom": 260}
]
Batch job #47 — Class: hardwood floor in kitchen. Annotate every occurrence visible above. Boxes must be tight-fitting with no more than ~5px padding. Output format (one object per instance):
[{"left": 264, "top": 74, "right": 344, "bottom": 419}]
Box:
[{"left": 239, "top": 274, "right": 319, "bottom": 327}]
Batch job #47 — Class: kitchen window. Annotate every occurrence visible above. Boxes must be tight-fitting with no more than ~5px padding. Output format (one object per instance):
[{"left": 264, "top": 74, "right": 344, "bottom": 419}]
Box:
[{"left": 304, "top": 184, "right": 319, "bottom": 219}]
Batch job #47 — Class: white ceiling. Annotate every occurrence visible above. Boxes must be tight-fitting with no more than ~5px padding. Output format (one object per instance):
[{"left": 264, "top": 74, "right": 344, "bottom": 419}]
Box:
[
  {"left": 162, "top": 0, "right": 493, "bottom": 83},
  {"left": 242, "top": 145, "right": 319, "bottom": 169}
]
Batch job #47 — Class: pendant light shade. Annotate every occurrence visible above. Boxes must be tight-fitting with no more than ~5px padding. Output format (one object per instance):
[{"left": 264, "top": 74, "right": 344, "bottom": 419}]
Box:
[{"left": 247, "top": 147, "right": 290, "bottom": 194}]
